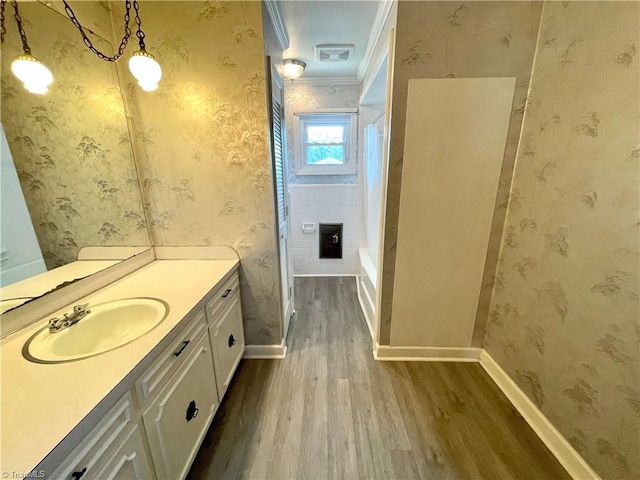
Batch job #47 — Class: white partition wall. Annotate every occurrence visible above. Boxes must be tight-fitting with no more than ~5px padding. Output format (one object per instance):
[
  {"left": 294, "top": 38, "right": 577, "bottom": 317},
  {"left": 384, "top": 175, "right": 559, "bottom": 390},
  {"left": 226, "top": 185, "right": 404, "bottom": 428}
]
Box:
[{"left": 390, "top": 78, "right": 515, "bottom": 347}]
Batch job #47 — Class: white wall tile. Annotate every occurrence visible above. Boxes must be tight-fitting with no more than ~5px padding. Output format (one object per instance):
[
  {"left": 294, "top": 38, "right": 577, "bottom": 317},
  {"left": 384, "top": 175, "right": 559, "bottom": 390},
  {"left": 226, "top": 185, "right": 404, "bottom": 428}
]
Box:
[{"left": 289, "top": 184, "right": 365, "bottom": 275}]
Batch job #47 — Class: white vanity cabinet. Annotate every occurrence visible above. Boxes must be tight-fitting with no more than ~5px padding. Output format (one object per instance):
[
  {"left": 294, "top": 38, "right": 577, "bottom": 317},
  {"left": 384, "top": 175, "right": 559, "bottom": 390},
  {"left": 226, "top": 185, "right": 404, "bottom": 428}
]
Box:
[
  {"left": 39, "top": 267, "right": 247, "bottom": 480},
  {"left": 48, "top": 393, "right": 153, "bottom": 480}
]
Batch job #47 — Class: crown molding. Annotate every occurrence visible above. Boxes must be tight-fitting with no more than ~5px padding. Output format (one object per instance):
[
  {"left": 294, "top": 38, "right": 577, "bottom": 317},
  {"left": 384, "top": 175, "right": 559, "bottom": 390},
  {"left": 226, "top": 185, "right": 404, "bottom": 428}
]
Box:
[
  {"left": 264, "top": 0, "right": 289, "bottom": 52},
  {"left": 357, "top": 0, "right": 395, "bottom": 82},
  {"left": 289, "top": 76, "right": 361, "bottom": 86}
]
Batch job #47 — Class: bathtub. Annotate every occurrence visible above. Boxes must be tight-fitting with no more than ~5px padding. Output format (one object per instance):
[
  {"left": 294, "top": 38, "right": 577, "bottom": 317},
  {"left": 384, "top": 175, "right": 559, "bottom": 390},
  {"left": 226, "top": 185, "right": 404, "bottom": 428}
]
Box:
[{"left": 357, "top": 247, "right": 377, "bottom": 340}]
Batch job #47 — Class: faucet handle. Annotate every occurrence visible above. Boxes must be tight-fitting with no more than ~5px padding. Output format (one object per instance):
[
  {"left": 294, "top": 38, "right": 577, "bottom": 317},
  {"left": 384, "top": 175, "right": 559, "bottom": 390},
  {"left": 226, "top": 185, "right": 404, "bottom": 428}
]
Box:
[
  {"left": 48, "top": 316, "right": 65, "bottom": 331},
  {"left": 73, "top": 303, "right": 90, "bottom": 314}
]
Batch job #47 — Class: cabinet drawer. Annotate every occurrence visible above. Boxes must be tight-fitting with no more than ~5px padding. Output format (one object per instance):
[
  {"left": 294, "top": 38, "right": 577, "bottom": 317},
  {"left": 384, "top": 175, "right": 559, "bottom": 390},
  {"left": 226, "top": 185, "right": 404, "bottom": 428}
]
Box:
[
  {"left": 142, "top": 334, "right": 218, "bottom": 480},
  {"left": 209, "top": 291, "right": 245, "bottom": 399},
  {"left": 205, "top": 272, "right": 239, "bottom": 325},
  {"left": 135, "top": 310, "right": 207, "bottom": 403},
  {"left": 92, "top": 424, "right": 154, "bottom": 480},
  {"left": 50, "top": 393, "right": 134, "bottom": 480}
]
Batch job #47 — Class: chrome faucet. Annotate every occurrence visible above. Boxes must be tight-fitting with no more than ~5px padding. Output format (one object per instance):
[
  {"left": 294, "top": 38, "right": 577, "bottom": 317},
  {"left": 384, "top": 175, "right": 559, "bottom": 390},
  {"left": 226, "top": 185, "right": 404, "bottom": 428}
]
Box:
[{"left": 48, "top": 303, "right": 91, "bottom": 333}]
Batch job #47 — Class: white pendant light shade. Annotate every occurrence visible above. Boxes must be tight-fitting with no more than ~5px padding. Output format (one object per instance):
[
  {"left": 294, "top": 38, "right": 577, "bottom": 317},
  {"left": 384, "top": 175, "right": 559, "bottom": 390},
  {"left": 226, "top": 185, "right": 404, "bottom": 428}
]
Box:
[
  {"left": 283, "top": 59, "right": 306, "bottom": 80},
  {"left": 129, "top": 50, "right": 162, "bottom": 92},
  {"left": 11, "top": 54, "right": 53, "bottom": 95}
]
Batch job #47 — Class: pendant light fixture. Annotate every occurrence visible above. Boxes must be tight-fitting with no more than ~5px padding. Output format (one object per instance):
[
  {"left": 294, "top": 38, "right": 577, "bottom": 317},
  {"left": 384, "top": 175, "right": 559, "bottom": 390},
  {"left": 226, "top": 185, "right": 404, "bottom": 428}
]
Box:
[
  {"left": 1, "top": 0, "right": 160, "bottom": 93},
  {"left": 61, "top": 0, "right": 161, "bottom": 91},
  {"left": 0, "top": 0, "right": 54, "bottom": 95},
  {"left": 128, "top": 1, "right": 162, "bottom": 92}
]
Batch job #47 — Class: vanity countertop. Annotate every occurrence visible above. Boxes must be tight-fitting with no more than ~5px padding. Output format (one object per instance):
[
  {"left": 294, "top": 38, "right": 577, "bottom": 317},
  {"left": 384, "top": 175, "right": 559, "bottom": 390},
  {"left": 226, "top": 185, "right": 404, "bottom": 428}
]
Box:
[{"left": 0, "top": 258, "right": 239, "bottom": 476}]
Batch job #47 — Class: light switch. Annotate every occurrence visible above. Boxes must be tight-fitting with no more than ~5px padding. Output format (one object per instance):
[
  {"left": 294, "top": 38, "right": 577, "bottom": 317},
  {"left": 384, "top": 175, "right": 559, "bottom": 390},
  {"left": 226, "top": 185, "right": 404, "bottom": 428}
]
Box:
[{"left": 302, "top": 223, "right": 316, "bottom": 234}]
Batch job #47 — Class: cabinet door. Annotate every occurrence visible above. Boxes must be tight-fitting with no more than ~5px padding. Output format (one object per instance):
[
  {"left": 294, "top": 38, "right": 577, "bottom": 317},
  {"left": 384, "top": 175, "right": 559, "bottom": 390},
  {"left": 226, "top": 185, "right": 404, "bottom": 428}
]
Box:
[
  {"left": 49, "top": 393, "right": 135, "bottom": 480},
  {"left": 142, "top": 334, "right": 218, "bottom": 480},
  {"left": 92, "top": 425, "right": 154, "bottom": 480},
  {"left": 208, "top": 291, "right": 245, "bottom": 400}
]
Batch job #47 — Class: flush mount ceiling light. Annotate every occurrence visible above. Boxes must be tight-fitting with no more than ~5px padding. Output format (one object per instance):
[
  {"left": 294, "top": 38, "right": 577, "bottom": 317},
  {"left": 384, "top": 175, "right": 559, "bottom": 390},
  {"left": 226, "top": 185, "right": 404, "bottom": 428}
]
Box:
[
  {"left": 0, "top": 0, "right": 54, "bottom": 95},
  {"left": 283, "top": 58, "right": 306, "bottom": 81},
  {"left": 62, "top": 0, "right": 161, "bottom": 91}
]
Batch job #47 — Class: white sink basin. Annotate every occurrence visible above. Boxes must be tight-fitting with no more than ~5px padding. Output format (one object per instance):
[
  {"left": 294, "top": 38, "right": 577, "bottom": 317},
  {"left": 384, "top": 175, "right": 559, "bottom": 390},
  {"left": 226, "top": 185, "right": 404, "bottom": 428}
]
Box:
[
  {"left": 24, "top": 298, "right": 169, "bottom": 363},
  {"left": 1, "top": 297, "right": 34, "bottom": 314}
]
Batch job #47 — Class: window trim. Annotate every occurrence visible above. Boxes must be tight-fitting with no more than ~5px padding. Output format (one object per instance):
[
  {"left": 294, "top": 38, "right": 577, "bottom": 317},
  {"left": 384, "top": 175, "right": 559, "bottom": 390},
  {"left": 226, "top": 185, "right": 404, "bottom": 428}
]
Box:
[{"left": 293, "top": 108, "right": 358, "bottom": 176}]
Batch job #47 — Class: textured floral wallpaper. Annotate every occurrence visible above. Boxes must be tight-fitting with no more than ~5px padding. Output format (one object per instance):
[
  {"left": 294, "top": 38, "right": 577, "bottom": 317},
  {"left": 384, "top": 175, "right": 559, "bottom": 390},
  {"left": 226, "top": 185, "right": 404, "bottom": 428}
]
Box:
[
  {"left": 484, "top": 3, "right": 639, "bottom": 479},
  {"left": 123, "top": 1, "right": 281, "bottom": 345},
  {"left": 284, "top": 83, "right": 360, "bottom": 185},
  {"left": 0, "top": 2, "right": 149, "bottom": 269},
  {"left": 380, "top": 1, "right": 543, "bottom": 345}
]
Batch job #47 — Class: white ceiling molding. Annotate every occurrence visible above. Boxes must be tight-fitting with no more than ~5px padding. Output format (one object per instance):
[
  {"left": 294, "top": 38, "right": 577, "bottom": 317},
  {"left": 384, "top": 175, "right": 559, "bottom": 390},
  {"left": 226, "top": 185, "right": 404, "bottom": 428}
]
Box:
[
  {"left": 264, "top": 0, "right": 290, "bottom": 52},
  {"left": 357, "top": 0, "right": 395, "bottom": 82},
  {"left": 293, "top": 107, "right": 358, "bottom": 115},
  {"left": 290, "top": 76, "right": 361, "bottom": 86}
]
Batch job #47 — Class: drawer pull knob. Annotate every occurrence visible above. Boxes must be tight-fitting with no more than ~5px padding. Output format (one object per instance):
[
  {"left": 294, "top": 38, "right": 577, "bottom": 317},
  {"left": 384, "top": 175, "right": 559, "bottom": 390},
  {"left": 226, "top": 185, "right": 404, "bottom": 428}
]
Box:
[
  {"left": 173, "top": 340, "right": 190, "bottom": 357},
  {"left": 186, "top": 400, "right": 199, "bottom": 421},
  {"left": 71, "top": 468, "right": 87, "bottom": 480},
  {"left": 222, "top": 288, "right": 232, "bottom": 298},
  {"left": 228, "top": 334, "right": 236, "bottom": 348}
]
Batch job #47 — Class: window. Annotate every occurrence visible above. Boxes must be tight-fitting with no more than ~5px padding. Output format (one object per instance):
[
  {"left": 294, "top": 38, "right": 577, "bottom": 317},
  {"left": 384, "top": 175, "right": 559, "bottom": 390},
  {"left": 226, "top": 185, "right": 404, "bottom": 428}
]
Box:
[{"left": 293, "top": 110, "right": 357, "bottom": 175}]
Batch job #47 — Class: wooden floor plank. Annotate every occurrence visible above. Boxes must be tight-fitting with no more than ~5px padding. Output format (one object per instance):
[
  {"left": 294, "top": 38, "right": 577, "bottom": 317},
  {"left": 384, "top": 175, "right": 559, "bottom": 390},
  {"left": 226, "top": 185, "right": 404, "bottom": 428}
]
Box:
[
  {"left": 390, "top": 449, "right": 422, "bottom": 480},
  {"left": 328, "top": 378, "right": 358, "bottom": 479},
  {"left": 187, "top": 276, "right": 570, "bottom": 480}
]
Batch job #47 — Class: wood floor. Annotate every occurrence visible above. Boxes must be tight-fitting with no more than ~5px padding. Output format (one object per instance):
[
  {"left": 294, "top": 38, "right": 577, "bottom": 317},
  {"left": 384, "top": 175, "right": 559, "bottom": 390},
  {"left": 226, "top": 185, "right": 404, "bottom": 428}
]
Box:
[{"left": 187, "top": 276, "right": 570, "bottom": 480}]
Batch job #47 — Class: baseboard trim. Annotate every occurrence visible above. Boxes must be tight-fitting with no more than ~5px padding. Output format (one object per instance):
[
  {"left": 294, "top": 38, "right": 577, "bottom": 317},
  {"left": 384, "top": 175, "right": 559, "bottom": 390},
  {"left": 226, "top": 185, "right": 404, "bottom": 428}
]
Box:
[
  {"left": 479, "top": 350, "right": 600, "bottom": 480},
  {"left": 356, "top": 275, "right": 376, "bottom": 341},
  {"left": 293, "top": 274, "right": 358, "bottom": 278},
  {"left": 374, "top": 343, "right": 481, "bottom": 362},
  {"left": 243, "top": 340, "right": 287, "bottom": 359}
]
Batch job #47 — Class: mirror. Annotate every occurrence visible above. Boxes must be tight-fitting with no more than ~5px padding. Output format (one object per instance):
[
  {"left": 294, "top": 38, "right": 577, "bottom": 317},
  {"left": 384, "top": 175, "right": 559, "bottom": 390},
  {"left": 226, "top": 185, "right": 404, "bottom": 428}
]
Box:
[{"left": 0, "top": 1, "right": 150, "bottom": 310}]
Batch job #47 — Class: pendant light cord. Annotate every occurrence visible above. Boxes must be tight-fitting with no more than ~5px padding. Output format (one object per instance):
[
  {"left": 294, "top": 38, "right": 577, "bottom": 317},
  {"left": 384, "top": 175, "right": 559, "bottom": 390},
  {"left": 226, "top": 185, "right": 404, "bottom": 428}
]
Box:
[
  {"left": 0, "top": 0, "right": 31, "bottom": 53},
  {"left": 1, "top": 1, "right": 150, "bottom": 60},
  {"left": 0, "top": 0, "right": 6, "bottom": 44},
  {"left": 62, "top": 0, "right": 132, "bottom": 62},
  {"left": 133, "top": 0, "right": 145, "bottom": 50},
  {"left": 8, "top": 0, "right": 31, "bottom": 54}
]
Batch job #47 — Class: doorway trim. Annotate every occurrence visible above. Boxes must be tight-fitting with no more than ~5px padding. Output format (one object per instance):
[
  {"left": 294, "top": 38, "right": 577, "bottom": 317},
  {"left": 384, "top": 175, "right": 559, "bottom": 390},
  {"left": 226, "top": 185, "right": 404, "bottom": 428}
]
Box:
[{"left": 265, "top": 56, "right": 295, "bottom": 350}]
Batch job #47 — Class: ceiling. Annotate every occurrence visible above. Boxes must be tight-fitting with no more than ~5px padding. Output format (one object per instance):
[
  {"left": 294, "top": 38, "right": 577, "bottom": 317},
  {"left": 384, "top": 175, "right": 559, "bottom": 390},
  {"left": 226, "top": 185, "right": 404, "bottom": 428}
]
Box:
[{"left": 277, "top": 1, "right": 381, "bottom": 79}]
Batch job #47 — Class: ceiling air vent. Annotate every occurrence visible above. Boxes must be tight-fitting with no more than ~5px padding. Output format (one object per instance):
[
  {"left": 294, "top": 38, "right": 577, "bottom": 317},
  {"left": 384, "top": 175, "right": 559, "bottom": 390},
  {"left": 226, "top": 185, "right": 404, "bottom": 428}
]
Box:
[{"left": 314, "top": 44, "right": 355, "bottom": 62}]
